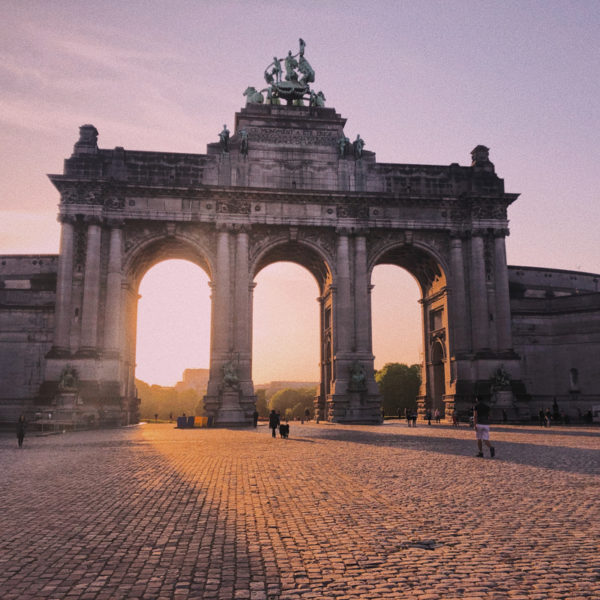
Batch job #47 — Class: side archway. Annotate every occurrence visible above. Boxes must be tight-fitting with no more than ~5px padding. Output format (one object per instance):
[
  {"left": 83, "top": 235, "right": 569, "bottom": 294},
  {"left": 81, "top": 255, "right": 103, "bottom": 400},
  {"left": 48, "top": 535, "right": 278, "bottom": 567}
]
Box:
[
  {"left": 370, "top": 241, "right": 453, "bottom": 419},
  {"left": 119, "top": 232, "right": 215, "bottom": 407}
]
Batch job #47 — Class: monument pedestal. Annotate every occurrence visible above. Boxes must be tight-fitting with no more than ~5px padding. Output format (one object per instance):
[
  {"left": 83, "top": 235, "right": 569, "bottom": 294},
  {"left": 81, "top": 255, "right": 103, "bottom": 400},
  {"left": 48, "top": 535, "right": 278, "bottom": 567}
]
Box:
[{"left": 215, "top": 389, "right": 248, "bottom": 427}]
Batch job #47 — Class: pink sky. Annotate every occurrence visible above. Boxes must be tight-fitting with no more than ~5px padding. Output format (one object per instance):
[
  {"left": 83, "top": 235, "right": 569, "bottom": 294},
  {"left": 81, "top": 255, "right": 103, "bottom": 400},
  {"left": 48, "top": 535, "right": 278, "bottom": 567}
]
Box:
[{"left": 1, "top": 1, "right": 598, "bottom": 385}]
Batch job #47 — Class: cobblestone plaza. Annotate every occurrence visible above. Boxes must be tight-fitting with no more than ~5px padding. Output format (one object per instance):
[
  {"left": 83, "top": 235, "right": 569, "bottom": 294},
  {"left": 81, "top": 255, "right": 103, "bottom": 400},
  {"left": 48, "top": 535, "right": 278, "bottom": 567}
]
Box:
[{"left": 1, "top": 422, "right": 598, "bottom": 599}]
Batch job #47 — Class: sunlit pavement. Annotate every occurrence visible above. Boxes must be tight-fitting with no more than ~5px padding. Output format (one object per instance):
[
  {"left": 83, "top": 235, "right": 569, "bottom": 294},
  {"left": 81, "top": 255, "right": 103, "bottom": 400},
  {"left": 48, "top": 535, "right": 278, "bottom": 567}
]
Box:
[{"left": 1, "top": 422, "right": 599, "bottom": 600}]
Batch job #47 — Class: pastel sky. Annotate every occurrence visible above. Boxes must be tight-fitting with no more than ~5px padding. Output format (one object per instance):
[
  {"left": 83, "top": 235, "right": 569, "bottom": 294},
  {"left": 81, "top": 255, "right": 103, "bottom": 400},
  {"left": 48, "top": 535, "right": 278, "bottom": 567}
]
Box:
[{"left": 1, "top": 1, "right": 598, "bottom": 385}]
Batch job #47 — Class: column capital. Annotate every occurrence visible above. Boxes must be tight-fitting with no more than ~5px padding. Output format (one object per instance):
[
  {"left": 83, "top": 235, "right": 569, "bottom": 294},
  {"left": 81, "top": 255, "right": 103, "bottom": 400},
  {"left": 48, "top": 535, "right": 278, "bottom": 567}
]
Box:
[
  {"left": 216, "top": 222, "right": 235, "bottom": 233},
  {"left": 57, "top": 213, "right": 77, "bottom": 225},
  {"left": 493, "top": 228, "right": 510, "bottom": 238},
  {"left": 105, "top": 218, "right": 125, "bottom": 229},
  {"left": 449, "top": 230, "right": 468, "bottom": 240},
  {"left": 335, "top": 226, "right": 352, "bottom": 236},
  {"left": 83, "top": 214, "right": 103, "bottom": 226},
  {"left": 471, "top": 228, "right": 488, "bottom": 238}
]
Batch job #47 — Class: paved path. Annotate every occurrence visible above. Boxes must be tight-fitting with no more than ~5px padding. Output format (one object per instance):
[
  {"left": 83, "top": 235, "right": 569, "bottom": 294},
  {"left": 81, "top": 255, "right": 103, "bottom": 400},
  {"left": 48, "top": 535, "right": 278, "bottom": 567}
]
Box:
[{"left": 1, "top": 422, "right": 598, "bottom": 599}]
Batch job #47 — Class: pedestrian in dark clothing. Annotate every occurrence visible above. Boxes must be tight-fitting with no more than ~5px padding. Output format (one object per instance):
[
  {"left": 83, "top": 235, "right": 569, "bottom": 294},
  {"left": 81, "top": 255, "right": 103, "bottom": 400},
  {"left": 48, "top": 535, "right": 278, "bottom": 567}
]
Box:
[
  {"left": 268, "top": 410, "right": 280, "bottom": 438},
  {"left": 406, "top": 407, "right": 411, "bottom": 427},
  {"left": 16, "top": 415, "right": 26, "bottom": 448},
  {"left": 252, "top": 409, "right": 259, "bottom": 428},
  {"left": 474, "top": 399, "right": 495, "bottom": 458},
  {"left": 397, "top": 407, "right": 403, "bottom": 421},
  {"left": 539, "top": 409, "right": 545, "bottom": 427},
  {"left": 426, "top": 409, "right": 432, "bottom": 426},
  {"left": 411, "top": 409, "right": 417, "bottom": 427}
]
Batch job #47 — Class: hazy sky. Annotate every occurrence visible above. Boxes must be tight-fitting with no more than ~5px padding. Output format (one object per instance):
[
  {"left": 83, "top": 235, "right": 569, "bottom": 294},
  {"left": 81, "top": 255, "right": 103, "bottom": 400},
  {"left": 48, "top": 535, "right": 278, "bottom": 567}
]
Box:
[{"left": 1, "top": 1, "right": 599, "bottom": 384}]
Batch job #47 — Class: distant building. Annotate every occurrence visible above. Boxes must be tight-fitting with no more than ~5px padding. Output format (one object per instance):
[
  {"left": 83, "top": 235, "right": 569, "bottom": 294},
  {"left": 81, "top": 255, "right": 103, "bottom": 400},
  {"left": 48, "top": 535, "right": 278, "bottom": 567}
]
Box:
[{"left": 175, "top": 368, "right": 210, "bottom": 395}]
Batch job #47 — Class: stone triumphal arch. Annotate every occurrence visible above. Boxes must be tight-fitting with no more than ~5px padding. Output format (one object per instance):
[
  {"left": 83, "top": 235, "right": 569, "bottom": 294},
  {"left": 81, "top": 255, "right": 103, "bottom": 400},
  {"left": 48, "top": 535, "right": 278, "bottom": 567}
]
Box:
[{"left": 39, "top": 43, "right": 524, "bottom": 426}]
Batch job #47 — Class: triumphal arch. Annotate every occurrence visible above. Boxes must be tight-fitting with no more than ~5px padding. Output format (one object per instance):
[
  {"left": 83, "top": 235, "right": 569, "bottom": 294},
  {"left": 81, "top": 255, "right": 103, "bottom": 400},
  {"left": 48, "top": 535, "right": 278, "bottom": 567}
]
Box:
[{"left": 42, "top": 42, "right": 523, "bottom": 426}]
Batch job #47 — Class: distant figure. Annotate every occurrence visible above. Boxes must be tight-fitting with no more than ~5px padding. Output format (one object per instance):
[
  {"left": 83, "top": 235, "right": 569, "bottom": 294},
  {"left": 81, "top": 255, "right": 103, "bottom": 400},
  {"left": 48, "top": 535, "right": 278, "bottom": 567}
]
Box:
[
  {"left": 405, "top": 407, "right": 411, "bottom": 427},
  {"left": 426, "top": 409, "right": 432, "bottom": 426},
  {"left": 502, "top": 409, "right": 508, "bottom": 423},
  {"left": 219, "top": 124, "right": 230, "bottom": 153},
  {"left": 545, "top": 408, "right": 552, "bottom": 427},
  {"left": 252, "top": 409, "right": 259, "bottom": 428},
  {"left": 304, "top": 408, "right": 311, "bottom": 422},
  {"left": 169, "top": 412, "right": 173, "bottom": 422},
  {"left": 16, "top": 415, "right": 26, "bottom": 448},
  {"left": 452, "top": 408, "right": 459, "bottom": 427},
  {"left": 474, "top": 399, "right": 495, "bottom": 458},
  {"left": 397, "top": 407, "right": 403, "bottom": 421},
  {"left": 154, "top": 413, "right": 158, "bottom": 423},
  {"left": 269, "top": 409, "right": 280, "bottom": 438},
  {"left": 239, "top": 128, "right": 249, "bottom": 155},
  {"left": 434, "top": 408, "right": 441, "bottom": 423},
  {"left": 411, "top": 409, "right": 417, "bottom": 427},
  {"left": 538, "top": 409, "right": 545, "bottom": 427},
  {"left": 353, "top": 134, "right": 365, "bottom": 159}
]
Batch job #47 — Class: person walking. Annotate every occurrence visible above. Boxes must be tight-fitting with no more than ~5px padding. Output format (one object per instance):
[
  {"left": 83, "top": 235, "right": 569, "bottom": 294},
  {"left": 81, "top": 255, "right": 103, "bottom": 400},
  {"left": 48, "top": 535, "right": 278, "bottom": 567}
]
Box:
[
  {"left": 16, "top": 414, "right": 26, "bottom": 448},
  {"left": 252, "top": 409, "right": 259, "bottom": 428},
  {"left": 268, "top": 409, "right": 280, "bottom": 438},
  {"left": 474, "top": 399, "right": 495, "bottom": 458}
]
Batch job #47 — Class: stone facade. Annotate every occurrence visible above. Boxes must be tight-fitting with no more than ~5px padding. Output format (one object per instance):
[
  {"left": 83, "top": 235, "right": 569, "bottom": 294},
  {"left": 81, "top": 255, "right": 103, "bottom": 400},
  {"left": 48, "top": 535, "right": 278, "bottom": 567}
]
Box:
[
  {"left": 1, "top": 106, "right": 599, "bottom": 426},
  {"left": 0, "top": 256, "right": 57, "bottom": 421},
  {"left": 509, "top": 266, "right": 600, "bottom": 419}
]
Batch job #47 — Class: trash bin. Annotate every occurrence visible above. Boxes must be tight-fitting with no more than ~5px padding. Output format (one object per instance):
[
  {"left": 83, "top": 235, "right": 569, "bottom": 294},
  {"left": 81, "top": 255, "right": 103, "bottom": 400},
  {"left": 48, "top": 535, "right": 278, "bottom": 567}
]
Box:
[{"left": 187, "top": 416, "right": 195, "bottom": 428}]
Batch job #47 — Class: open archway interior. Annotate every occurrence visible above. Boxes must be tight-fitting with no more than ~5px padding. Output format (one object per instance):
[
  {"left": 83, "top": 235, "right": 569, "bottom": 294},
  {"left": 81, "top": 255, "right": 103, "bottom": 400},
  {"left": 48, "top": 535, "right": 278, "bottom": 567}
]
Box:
[
  {"left": 252, "top": 262, "right": 320, "bottom": 385},
  {"left": 371, "top": 264, "right": 423, "bottom": 371},
  {"left": 136, "top": 259, "right": 211, "bottom": 386}
]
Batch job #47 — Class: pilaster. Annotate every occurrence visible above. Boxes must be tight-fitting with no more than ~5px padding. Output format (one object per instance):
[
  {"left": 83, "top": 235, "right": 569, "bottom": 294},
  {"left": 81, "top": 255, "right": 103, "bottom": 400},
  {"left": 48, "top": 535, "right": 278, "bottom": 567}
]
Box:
[
  {"left": 52, "top": 215, "right": 76, "bottom": 354},
  {"left": 470, "top": 230, "right": 490, "bottom": 352},
  {"left": 79, "top": 217, "right": 103, "bottom": 353},
  {"left": 493, "top": 229, "right": 513, "bottom": 352}
]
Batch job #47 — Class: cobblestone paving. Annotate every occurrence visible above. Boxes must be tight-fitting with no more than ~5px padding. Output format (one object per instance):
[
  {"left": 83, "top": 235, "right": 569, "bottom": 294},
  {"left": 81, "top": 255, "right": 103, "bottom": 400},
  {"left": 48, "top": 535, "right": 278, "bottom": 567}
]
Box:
[{"left": 1, "top": 422, "right": 599, "bottom": 599}]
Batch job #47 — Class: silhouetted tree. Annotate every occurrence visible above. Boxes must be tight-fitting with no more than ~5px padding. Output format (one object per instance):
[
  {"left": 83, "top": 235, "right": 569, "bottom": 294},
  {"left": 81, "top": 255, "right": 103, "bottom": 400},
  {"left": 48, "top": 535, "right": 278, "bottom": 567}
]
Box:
[
  {"left": 136, "top": 379, "right": 204, "bottom": 420},
  {"left": 375, "top": 363, "right": 421, "bottom": 415},
  {"left": 269, "top": 387, "right": 316, "bottom": 420},
  {"left": 255, "top": 389, "right": 268, "bottom": 418}
]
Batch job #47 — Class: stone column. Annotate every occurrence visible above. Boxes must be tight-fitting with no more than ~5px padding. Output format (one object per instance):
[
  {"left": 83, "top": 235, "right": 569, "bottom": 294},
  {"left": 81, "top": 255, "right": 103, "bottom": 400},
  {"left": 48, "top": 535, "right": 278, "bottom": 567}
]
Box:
[
  {"left": 79, "top": 217, "right": 102, "bottom": 352},
  {"left": 354, "top": 233, "right": 370, "bottom": 353},
  {"left": 53, "top": 215, "right": 76, "bottom": 353},
  {"left": 494, "top": 230, "right": 513, "bottom": 352},
  {"left": 449, "top": 235, "right": 468, "bottom": 353},
  {"left": 211, "top": 226, "right": 232, "bottom": 359},
  {"left": 470, "top": 231, "right": 490, "bottom": 351},
  {"left": 335, "top": 230, "right": 352, "bottom": 355},
  {"left": 234, "top": 228, "right": 252, "bottom": 384},
  {"left": 103, "top": 222, "right": 123, "bottom": 354}
]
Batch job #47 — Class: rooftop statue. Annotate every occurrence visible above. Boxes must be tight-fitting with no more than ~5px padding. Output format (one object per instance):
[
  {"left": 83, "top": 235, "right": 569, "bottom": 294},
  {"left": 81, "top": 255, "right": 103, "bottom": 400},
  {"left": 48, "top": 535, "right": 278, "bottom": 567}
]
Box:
[
  {"left": 245, "top": 38, "right": 323, "bottom": 106},
  {"left": 219, "top": 124, "right": 230, "bottom": 153},
  {"left": 353, "top": 134, "right": 365, "bottom": 159}
]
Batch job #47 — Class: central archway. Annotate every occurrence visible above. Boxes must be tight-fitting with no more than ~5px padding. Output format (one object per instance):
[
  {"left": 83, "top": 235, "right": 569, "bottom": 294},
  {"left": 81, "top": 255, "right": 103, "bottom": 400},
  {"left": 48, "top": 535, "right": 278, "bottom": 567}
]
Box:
[{"left": 252, "top": 238, "right": 333, "bottom": 418}]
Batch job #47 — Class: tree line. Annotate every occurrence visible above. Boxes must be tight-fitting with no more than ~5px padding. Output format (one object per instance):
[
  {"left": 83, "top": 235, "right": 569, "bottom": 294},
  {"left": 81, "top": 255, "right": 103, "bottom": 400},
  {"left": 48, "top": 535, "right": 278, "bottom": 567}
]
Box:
[{"left": 137, "top": 362, "right": 420, "bottom": 420}]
